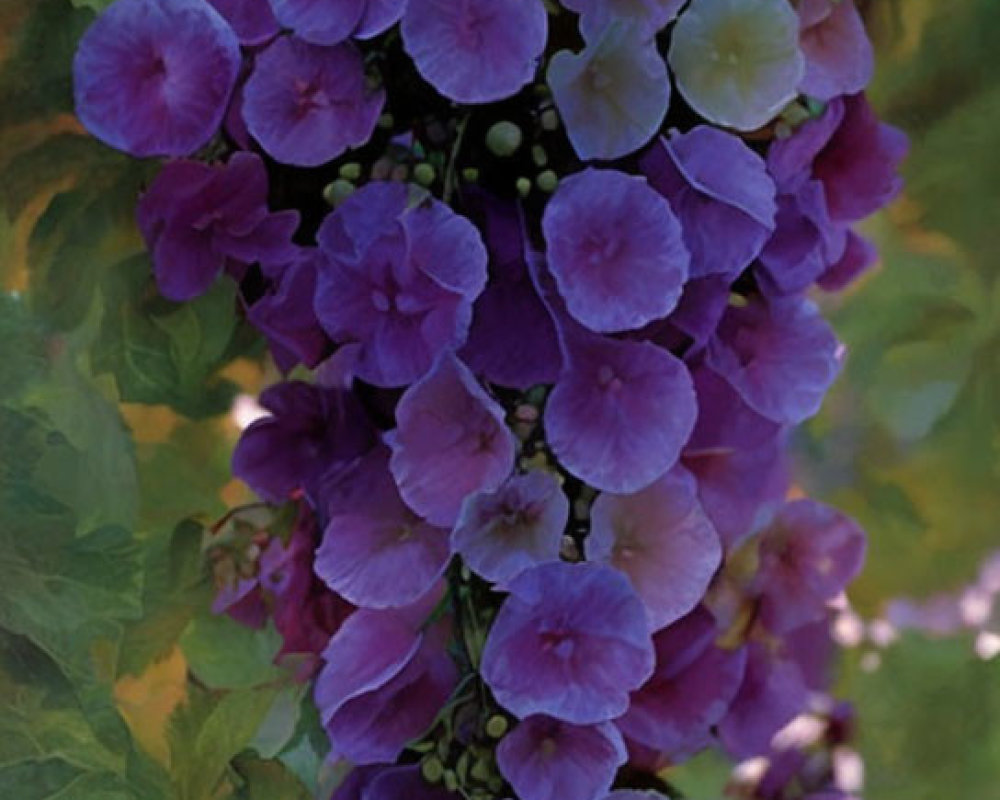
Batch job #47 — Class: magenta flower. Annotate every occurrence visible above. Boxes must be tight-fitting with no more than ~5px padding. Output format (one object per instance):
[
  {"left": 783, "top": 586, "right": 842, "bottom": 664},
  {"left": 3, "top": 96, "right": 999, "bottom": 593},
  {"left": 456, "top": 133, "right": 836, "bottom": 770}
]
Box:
[
  {"left": 401, "top": 0, "right": 548, "bottom": 104},
  {"left": 242, "top": 36, "right": 383, "bottom": 166},
  {"left": 561, "top": 0, "right": 685, "bottom": 39},
  {"left": 705, "top": 296, "right": 842, "bottom": 425},
  {"left": 208, "top": 0, "right": 279, "bottom": 45},
  {"left": 640, "top": 127, "right": 776, "bottom": 281},
  {"left": 481, "top": 561, "right": 654, "bottom": 724},
  {"left": 542, "top": 169, "right": 689, "bottom": 334},
  {"left": 269, "top": 0, "right": 407, "bottom": 45},
  {"left": 753, "top": 500, "right": 866, "bottom": 635},
  {"left": 137, "top": 152, "right": 301, "bottom": 300},
  {"left": 548, "top": 25, "right": 670, "bottom": 161},
  {"left": 452, "top": 471, "right": 568, "bottom": 586},
  {"left": 497, "top": 715, "right": 627, "bottom": 800},
  {"left": 316, "top": 446, "right": 452, "bottom": 608},
  {"left": 617, "top": 607, "right": 747, "bottom": 760},
  {"left": 798, "top": 0, "right": 873, "bottom": 101},
  {"left": 73, "top": 0, "right": 240, "bottom": 157},
  {"left": 389, "top": 352, "right": 515, "bottom": 527},
  {"left": 589, "top": 467, "right": 722, "bottom": 632},
  {"left": 315, "top": 183, "right": 488, "bottom": 387}
]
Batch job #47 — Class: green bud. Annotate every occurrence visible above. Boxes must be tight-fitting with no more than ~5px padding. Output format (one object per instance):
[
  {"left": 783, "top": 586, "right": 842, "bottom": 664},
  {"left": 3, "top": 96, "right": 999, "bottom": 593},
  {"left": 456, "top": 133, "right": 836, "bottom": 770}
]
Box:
[
  {"left": 443, "top": 770, "right": 459, "bottom": 793},
  {"left": 338, "top": 162, "right": 362, "bottom": 181},
  {"left": 485, "top": 715, "right": 509, "bottom": 739},
  {"left": 536, "top": 170, "right": 558, "bottom": 193},
  {"left": 540, "top": 108, "right": 559, "bottom": 131},
  {"left": 323, "top": 179, "right": 355, "bottom": 207},
  {"left": 486, "top": 121, "right": 523, "bottom": 157},
  {"left": 462, "top": 167, "right": 480, "bottom": 183},
  {"left": 516, "top": 177, "right": 531, "bottom": 198},
  {"left": 413, "top": 163, "right": 437, "bottom": 187},
  {"left": 531, "top": 144, "right": 548, "bottom": 167},
  {"left": 377, "top": 112, "right": 395, "bottom": 129},
  {"left": 421, "top": 757, "right": 445, "bottom": 784}
]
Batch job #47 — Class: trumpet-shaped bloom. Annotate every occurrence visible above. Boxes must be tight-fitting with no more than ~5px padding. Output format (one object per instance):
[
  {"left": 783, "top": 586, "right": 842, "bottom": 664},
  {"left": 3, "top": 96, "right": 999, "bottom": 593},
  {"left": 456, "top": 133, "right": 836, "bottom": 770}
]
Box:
[
  {"left": 705, "top": 297, "right": 841, "bottom": 425},
  {"left": 589, "top": 468, "right": 722, "bottom": 631},
  {"left": 452, "top": 471, "right": 568, "bottom": 586},
  {"left": 316, "top": 446, "right": 452, "bottom": 608},
  {"left": 548, "top": 25, "right": 670, "bottom": 161},
  {"left": 208, "top": 0, "right": 279, "bottom": 45},
  {"left": 562, "top": 0, "right": 685, "bottom": 39},
  {"left": 242, "top": 36, "right": 383, "bottom": 166},
  {"left": 389, "top": 353, "right": 515, "bottom": 527},
  {"left": 497, "top": 716, "right": 627, "bottom": 800},
  {"left": 401, "top": 0, "right": 548, "bottom": 103},
  {"left": 542, "top": 169, "right": 689, "bottom": 334},
  {"left": 798, "top": 0, "right": 873, "bottom": 101},
  {"left": 481, "top": 561, "right": 654, "bottom": 724},
  {"left": 668, "top": 0, "right": 804, "bottom": 131},
  {"left": 640, "top": 127, "right": 776, "bottom": 281},
  {"left": 315, "top": 183, "right": 488, "bottom": 387},
  {"left": 268, "top": 0, "right": 407, "bottom": 45},
  {"left": 73, "top": 0, "right": 241, "bottom": 157}
]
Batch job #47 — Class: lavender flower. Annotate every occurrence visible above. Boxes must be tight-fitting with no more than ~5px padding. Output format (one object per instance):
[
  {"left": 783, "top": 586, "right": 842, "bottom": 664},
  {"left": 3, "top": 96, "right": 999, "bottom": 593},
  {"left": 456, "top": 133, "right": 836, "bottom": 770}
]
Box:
[
  {"left": 561, "top": 0, "right": 685, "bottom": 40},
  {"left": 798, "top": 0, "right": 873, "bottom": 101},
  {"left": 269, "top": 0, "right": 407, "bottom": 45},
  {"left": 208, "top": 0, "right": 279, "bottom": 45},
  {"left": 364, "top": 765, "right": 461, "bottom": 799},
  {"left": 73, "top": 0, "right": 241, "bottom": 157}
]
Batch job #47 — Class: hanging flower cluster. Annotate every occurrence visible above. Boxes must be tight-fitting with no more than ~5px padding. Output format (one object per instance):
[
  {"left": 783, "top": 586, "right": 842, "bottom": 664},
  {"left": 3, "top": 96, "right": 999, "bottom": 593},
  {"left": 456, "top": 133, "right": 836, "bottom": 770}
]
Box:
[{"left": 73, "top": 0, "right": 905, "bottom": 797}]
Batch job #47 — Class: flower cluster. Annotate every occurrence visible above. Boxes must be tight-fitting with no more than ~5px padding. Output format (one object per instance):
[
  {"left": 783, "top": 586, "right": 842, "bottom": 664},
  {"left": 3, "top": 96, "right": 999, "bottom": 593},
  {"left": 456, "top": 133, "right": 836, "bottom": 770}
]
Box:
[{"left": 74, "top": 0, "right": 903, "bottom": 797}]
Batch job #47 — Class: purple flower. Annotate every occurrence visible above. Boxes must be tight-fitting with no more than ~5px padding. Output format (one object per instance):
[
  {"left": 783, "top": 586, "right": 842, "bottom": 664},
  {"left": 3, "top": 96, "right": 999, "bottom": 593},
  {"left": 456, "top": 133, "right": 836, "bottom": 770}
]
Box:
[
  {"left": 818, "top": 229, "right": 878, "bottom": 292},
  {"left": 315, "top": 183, "right": 488, "bottom": 387},
  {"left": 231, "top": 380, "right": 376, "bottom": 504},
  {"left": 268, "top": 0, "right": 407, "bottom": 45},
  {"left": 246, "top": 248, "right": 332, "bottom": 372},
  {"left": 548, "top": 25, "right": 670, "bottom": 161},
  {"left": 542, "top": 169, "right": 689, "bottom": 334},
  {"left": 481, "top": 561, "right": 654, "bottom": 724},
  {"left": 452, "top": 471, "right": 568, "bottom": 586},
  {"left": 617, "top": 607, "right": 747, "bottom": 760},
  {"left": 315, "top": 590, "right": 459, "bottom": 764},
  {"left": 316, "top": 446, "right": 452, "bottom": 608},
  {"left": 389, "top": 352, "right": 515, "bottom": 527},
  {"left": 640, "top": 128, "right": 776, "bottom": 281},
  {"left": 73, "top": 0, "right": 240, "bottom": 157},
  {"left": 705, "top": 296, "right": 842, "bottom": 425},
  {"left": 798, "top": 0, "right": 873, "bottom": 101},
  {"left": 668, "top": 0, "right": 804, "bottom": 131},
  {"left": 242, "top": 36, "right": 383, "bottom": 167},
  {"left": 401, "top": 0, "right": 548, "bottom": 104},
  {"left": 561, "top": 0, "right": 685, "bottom": 40},
  {"left": 497, "top": 715, "right": 627, "bottom": 800},
  {"left": 208, "top": 0, "right": 279, "bottom": 45},
  {"left": 460, "top": 191, "right": 562, "bottom": 390},
  {"left": 605, "top": 794, "right": 670, "bottom": 800},
  {"left": 363, "top": 766, "right": 461, "bottom": 800},
  {"left": 136, "top": 152, "right": 300, "bottom": 301},
  {"left": 753, "top": 500, "right": 866, "bottom": 635},
  {"left": 589, "top": 467, "right": 722, "bottom": 632}
]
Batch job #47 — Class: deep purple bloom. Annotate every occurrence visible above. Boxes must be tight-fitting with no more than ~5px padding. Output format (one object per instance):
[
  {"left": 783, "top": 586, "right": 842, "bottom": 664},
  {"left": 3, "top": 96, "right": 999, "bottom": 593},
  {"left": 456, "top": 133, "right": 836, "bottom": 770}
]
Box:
[
  {"left": 754, "top": 500, "right": 866, "bottom": 635},
  {"left": 363, "top": 766, "right": 461, "bottom": 800},
  {"left": 818, "top": 229, "right": 878, "bottom": 292},
  {"left": 316, "top": 446, "right": 452, "bottom": 607},
  {"left": 481, "top": 561, "right": 655, "bottom": 724},
  {"left": 798, "top": 0, "right": 873, "bottom": 101},
  {"left": 74, "top": 0, "right": 241, "bottom": 157},
  {"left": 242, "top": 36, "right": 383, "bottom": 167},
  {"left": 605, "top": 794, "right": 670, "bottom": 800},
  {"left": 589, "top": 467, "right": 721, "bottom": 632},
  {"left": 561, "top": 0, "right": 685, "bottom": 39},
  {"left": 542, "top": 169, "right": 689, "bottom": 334},
  {"left": 461, "top": 191, "right": 562, "bottom": 390},
  {"left": 315, "top": 183, "right": 488, "bottom": 387},
  {"left": 246, "top": 248, "right": 332, "bottom": 371},
  {"left": 618, "top": 607, "right": 747, "bottom": 760},
  {"left": 269, "top": 0, "right": 407, "bottom": 45},
  {"left": 705, "top": 296, "right": 842, "bottom": 426},
  {"left": 315, "top": 590, "right": 459, "bottom": 764},
  {"left": 640, "top": 128, "right": 776, "bottom": 281},
  {"left": 548, "top": 25, "right": 670, "bottom": 161},
  {"left": 136, "top": 152, "right": 300, "bottom": 301},
  {"left": 401, "top": 0, "right": 548, "bottom": 104},
  {"left": 389, "top": 352, "right": 515, "bottom": 527},
  {"left": 208, "top": 0, "right": 279, "bottom": 45},
  {"left": 231, "top": 380, "right": 376, "bottom": 504},
  {"left": 452, "top": 471, "right": 568, "bottom": 586},
  {"left": 497, "top": 716, "right": 627, "bottom": 800}
]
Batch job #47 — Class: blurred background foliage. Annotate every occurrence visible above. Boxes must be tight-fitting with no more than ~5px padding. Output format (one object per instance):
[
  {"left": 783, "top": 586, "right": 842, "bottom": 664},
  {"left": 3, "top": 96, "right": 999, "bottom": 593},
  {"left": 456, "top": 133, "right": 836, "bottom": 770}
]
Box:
[{"left": 0, "top": 0, "right": 996, "bottom": 798}]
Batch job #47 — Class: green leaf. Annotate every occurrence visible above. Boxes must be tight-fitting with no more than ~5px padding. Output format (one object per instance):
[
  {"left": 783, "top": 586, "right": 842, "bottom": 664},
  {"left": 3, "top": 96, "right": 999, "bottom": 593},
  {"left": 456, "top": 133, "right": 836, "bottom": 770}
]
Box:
[
  {"left": 232, "top": 756, "right": 311, "bottom": 800},
  {"left": 180, "top": 614, "right": 285, "bottom": 691}
]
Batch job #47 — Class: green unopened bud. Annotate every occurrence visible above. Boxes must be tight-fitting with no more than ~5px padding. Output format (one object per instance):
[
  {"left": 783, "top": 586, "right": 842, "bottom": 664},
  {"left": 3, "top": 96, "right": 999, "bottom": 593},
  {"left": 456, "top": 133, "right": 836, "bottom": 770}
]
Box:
[
  {"left": 516, "top": 177, "right": 531, "bottom": 198},
  {"left": 536, "top": 170, "right": 558, "bottom": 193},
  {"left": 531, "top": 144, "right": 548, "bottom": 167},
  {"left": 338, "top": 162, "right": 362, "bottom": 181},
  {"left": 377, "top": 112, "right": 395, "bottom": 130},
  {"left": 413, "top": 163, "right": 437, "bottom": 187},
  {"left": 462, "top": 167, "right": 480, "bottom": 183},
  {"left": 485, "top": 715, "right": 509, "bottom": 739},
  {"left": 443, "top": 770, "right": 459, "bottom": 793},
  {"left": 421, "top": 757, "right": 445, "bottom": 784},
  {"left": 486, "top": 121, "right": 523, "bottom": 157},
  {"left": 540, "top": 108, "right": 559, "bottom": 131},
  {"left": 323, "top": 179, "right": 355, "bottom": 207}
]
